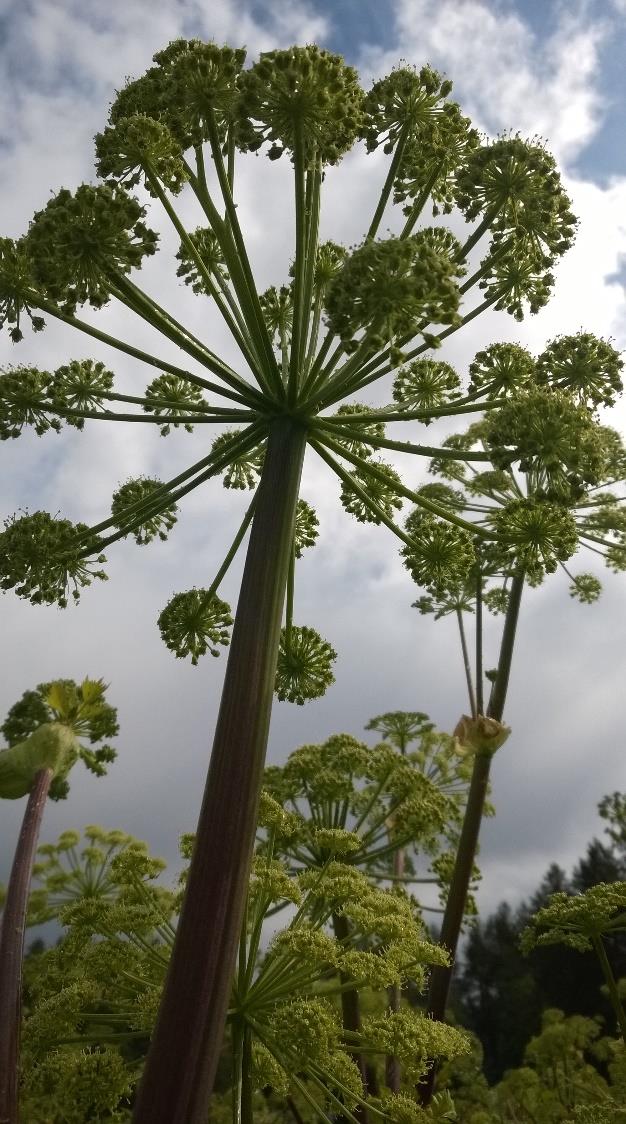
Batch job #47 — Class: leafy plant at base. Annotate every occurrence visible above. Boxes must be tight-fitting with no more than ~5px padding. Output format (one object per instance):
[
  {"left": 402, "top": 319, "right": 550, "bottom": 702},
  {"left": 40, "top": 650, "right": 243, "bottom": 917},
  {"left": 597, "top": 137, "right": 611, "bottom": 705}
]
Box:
[
  {"left": 0, "top": 35, "right": 579, "bottom": 1123},
  {"left": 0, "top": 679, "right": 118, "bottom": 1121},
  {"left": 18, "top": 745, "right": 472, "bottom": 1124}
]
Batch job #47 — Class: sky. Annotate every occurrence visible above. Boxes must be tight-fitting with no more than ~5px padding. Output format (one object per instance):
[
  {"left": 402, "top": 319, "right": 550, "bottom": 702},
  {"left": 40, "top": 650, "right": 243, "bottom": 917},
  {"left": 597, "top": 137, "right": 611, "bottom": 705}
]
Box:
[{"left": 1, "top": 0, "right": 626, "bottom": 931}]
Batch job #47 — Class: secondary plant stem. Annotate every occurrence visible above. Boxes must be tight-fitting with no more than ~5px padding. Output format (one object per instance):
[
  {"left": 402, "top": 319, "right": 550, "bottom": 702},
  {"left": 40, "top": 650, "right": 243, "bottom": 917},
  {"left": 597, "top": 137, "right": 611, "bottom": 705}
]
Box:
[
  {"left": 0, "top": 766, "right": 53, "bottom": 1124},
  {"left": 420, "top": 572, "right": 524, "bottom": 1105}
]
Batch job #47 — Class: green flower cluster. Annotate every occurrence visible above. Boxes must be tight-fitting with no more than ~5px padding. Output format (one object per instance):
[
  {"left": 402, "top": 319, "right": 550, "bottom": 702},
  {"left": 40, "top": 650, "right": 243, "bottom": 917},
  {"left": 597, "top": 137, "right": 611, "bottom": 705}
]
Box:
[
  {"left": 0, "top": 512, "right": 107, "bottom": 607},
  {"left": 143, "top": 372, "right": 208, "bottom": 435},
  {"left": 403, "top": 507, "right": 476, "bottom": 597},
  {"left": 485, "top": 387, "right": 611, "bottom": 502},
  {"left": 0, "top": 236, "right": 45, "bottom": 342},
  {"left": 210, "top": 429, "right": 265, "bottom": 489},
  {"left": 393, "top": 358, "right": 461, "bottom": 414},
  {"left": 293, "top": 498, "right": 319, "bottom": 557},
  {"left": 521, "top": 882, "right": 626, "bottom": 954},
  {"left": 340, "top": 460, "right": 404, "bottom": 523},
  {"left": 0, "top": 365, "right": 59, "bottom": 439},
  {"left": 24, "top": 184, "right": 158, "bottom": 313},
  {"left": 236, "top": 45, "right": 365, "bottom": 165},
  {"left": 325, "top": 231, "right": 464, "bottom": 361},
  {"left": 468, "top": 342, "right": 536, "bottom": 397},
  {"left": 111, "top": 477, "right": 178, "bottom": 544},
  {"left": 157, "top": 589, "right": 233, "bottom": 664},
  {"left": 110, "top": 39, "right": 246, "bottom": 149},
  {"left": 274, "top": 625, "right": 337, "bottom": 704},
  {"left": 536, "top": 332, "right": 624, "bottom": 409},
  {"left": 95, "top": 114, "right": 188, "bottom": 194},
  {"left": 362, "top": 65, "right": 479, "bottom": 216},
  {"left": 51, "top": 359, "right": 115, "bottom": 428},
  {"left": 175, "top": 226, "right": 229, "bottom": 295}
]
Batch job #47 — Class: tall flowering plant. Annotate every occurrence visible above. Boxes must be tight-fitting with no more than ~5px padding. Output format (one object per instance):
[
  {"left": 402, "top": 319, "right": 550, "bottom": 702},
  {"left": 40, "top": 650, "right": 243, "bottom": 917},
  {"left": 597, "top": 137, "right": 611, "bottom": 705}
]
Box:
[{"left": 0, "top": 38, "right": 578, "bottom": 1122}]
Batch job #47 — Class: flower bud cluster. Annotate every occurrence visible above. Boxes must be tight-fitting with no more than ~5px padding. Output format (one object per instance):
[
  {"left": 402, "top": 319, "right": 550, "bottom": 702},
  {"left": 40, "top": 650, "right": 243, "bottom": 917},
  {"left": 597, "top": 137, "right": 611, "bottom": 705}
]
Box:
[
  {"left": 210, "top": 428, "right": 265, "bottom": 488},
  {"left": 175, "top": 227, "right": 229, "bottom": 295},
  {"left": 235, "top": 45, "right": 365, "bottom": 165},
  {"left": 275, "top": 625, "right": 337, "bottom": 704},
  {"left": 402, "top": 508, "right": 476, "bottom": 597},
  {"left": 0, "top": 365, "right": 59, "bottom": 439},
  {"left": 110, "top": 39, "right": 246, "bottom": 149},
  {"left": 325, "top": 232, "right": 464, "bottom": 360},
  {"left": 536, "top": 332, "right": 623, "bottom": 409},
  {"left": 468, "top": 342, "right": 536, "bottom": 397},
  {"left": 95, "top": 114, "right": 188, "bottom": 194},
  {"left": 0, "top": 511, "right": 107, "bottom": 606},
  {"left": 362, "top": 66, "right": 479, "bottom": 216},
  {"left": 293, "top": 498, "right": 319, "bottom": 557},
  {"left": 521, "top": 882, "right": 626, "bottom": 954},
  {"left": 340, "top": 460, "right": 403, "bottom": 523},
  {"left": 0, "top": 237, "right": 45, "bottom": 342},
  {"left": 393, "top": 358, "right": 460, "bottom": 414},
  {"left": 157, "top": 588, "right": 233, "bottom": 663},
  {"left": 111, "top": 477, "right": 178, "bottom": 544},
  {"left": 25, "top": 184, "right": 158, "bottom": 313},
  {"left": 143, "top": 372, "right": 208, "bottom": 434}
]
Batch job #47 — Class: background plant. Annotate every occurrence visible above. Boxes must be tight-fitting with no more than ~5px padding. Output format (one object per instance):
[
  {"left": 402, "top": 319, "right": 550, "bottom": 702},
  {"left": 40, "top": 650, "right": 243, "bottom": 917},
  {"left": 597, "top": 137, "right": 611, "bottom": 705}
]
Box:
[
  {"left": 0, "top": 678, "right": 118, "bottom": 1122},
  {"left": 17, "top": 724, "right": 474, "bottom": 1123}
]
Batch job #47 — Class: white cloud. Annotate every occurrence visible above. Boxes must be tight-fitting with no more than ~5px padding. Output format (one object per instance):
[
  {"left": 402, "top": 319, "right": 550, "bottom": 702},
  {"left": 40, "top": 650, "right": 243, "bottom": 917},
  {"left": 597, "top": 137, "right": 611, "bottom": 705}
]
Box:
[{"left": 2, "top": 0, "right": 626, "bottom": 932}]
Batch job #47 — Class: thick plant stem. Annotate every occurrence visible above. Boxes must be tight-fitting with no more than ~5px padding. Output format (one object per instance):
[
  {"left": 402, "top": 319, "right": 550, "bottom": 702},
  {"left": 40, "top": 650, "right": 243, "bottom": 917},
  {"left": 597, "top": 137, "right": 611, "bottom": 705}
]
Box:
[
  {"left": 133, "top": 417, "right": 307, "bottom": 1124},
  {"left": 385, "top": 844, "right": 406, "bottom": 1093},
  {"left": 332, "top": 912, "right": 369, "bottom": 1124},
  {"left": 0, "top": 766, "right": 53, "bottom": 1124},
  {"left": 419, "top": 573, "right": 524, "bottom": 1106}
]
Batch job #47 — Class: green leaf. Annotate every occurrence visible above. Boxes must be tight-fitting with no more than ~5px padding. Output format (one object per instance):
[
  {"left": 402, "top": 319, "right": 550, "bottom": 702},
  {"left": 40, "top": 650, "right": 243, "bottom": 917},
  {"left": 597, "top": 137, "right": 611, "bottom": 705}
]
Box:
[{"left": 0, "top": 723, "right": 78, "bottom": 799}]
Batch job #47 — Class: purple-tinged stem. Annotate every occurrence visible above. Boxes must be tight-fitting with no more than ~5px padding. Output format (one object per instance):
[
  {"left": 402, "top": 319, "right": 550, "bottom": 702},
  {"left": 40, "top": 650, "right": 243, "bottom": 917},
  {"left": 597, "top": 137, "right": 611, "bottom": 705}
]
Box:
[{"left": 0, "top": 767, "right": 53, "bottom": 1124}]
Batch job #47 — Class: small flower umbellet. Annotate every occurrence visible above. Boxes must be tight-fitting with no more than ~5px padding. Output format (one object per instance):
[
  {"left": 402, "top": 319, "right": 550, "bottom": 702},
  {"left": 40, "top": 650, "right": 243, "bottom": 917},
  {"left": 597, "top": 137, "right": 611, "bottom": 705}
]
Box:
[{"left": 0, "top": 32, "right": 601, "bottom": 1122}]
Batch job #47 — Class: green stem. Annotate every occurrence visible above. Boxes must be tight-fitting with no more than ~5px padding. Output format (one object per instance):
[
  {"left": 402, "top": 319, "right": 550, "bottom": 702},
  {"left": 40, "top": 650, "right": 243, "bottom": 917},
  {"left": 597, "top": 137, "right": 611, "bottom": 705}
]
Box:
[
  {"left": 456, "top": 609, "right": 477, "bottom": 720},
  {"left": 133, "top": 417, "right": 307, "bottom": 1124},
  {"left": 0, "top": 766, "right": 54, "bottom": 1124},
  {"left": 399, "top": 164, "right": 442, "bottom": 237},
  {"left": 420, "top": 572, "right": 524, "bottom": 1106},
  {"left": 288, "top": 132, "right": 308, "bottom": 403},
  {"left": 312, "top": 420, "right": 491, "bottom": 462},
  {"left": 77, "top": 422, "right": 266, "bottom": 554},
  {"left": 475, "top": 563, "right": 484, "bottom": 717},
  {"left": 32, "top": 296, "right": 253, "bottom": 406},
  {"left": 232, "top": 1020, "right": 244, "bottom": 1124},
  {"left": 310, "top": 439, "right": 415, "bottom": 550},
  {"left": 206, "top": 496, "right": 258, "bottom": 603},
  {"left": 145, "top": 171, "right": 267, "bottom": 392},
  {"left": 332, "top": 912, "right": 369, "bottom": 1124},
  {"left": 285, "top": 547, "right": 296, "bottom": 650},
  {"left": 592, "top": 935, "right": 626, "bottom": 1042},
  {"left": 367, "top": 124, "right": 410, "bottom": 241},
  {"left": 205, "top": 119, "right": 284, "bottom": 398},
  {"left": 44, "top": 404, "right": 251, "bottom": 427},
  {"left": 312, "top": 431, "right": 494, "bottom": 538},
  {"left": 386, "top": 843, "right": 405, "bottom": 1093},
  {"left": 109, "top": 273, "right": 262, "bottom": 406}
]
